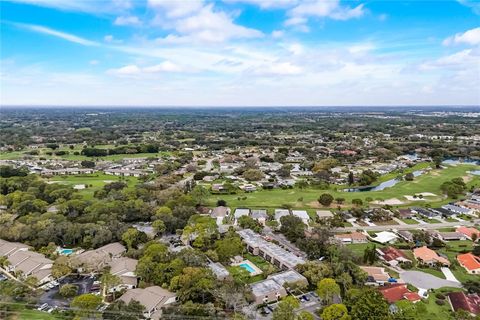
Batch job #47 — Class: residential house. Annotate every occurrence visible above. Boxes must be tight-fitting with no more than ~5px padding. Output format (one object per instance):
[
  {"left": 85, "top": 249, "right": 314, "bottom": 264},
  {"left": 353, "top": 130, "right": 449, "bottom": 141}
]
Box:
[
  {"left": 456, "top": 227, "right": 480, "bottom": 241},
  {"left": 371, "top": 231, "right": 398, "bottom": 244},
  {"left": 6, "top": 251, "right": 53, "bottom": 284},
  {"left": 437, "top": 232, "right": 467, "bottom": 241},
  {"left": 457, "top": 253, "right": 480, "bottom": 274},
  {"left": 0, "top": 239, "right": 53, "bottom": 285},
  {"left": 316, "top": 210, "right": 334, "bottom": 220},
  {"left": 398, "top": 209, "right": 415, "bottom": 219},
  {"left": 442, "top": 204, "right": 474, "bottom": 216},
  {"left": 334, "top": 232, "right": 368, "bottom": 244},
  {"left": 378, "top": 247, "right": 412, "bottom": 267},
  {"left": 274, "top": 209, "right": 290, "bottom": 224},
  {"left": 250, "top": 209, "right": 268, "bottom": 225},
  {"left": 210, "top": 206, "right": 230, "bottom": 219},
  {"left": 396, "top": 230, "right": 414, "bottom": 242},
  {"left": 360, "top": 266, "right": 391, "bottom": 285},
  {"left": 412, "top": 207, "right": 439, "bottom": 219},
  {"left": 291, "top": 210, "right": 310, "bottom": 225},
  {"left": 119, "top": 286, "right": 177, "bottom": 320},
  {"left": 109, "top": 257, "right": 138, "bottom": 291},
  {"left": 208, "top": 262, "right": 230, "bottom": 280},
  {"left": 0, "top": 239, "right": 29, "bottom": 257},
  {"left": 413, "top": 246, "right": 450, "bottom": 266},
  {"left": 378, "top": 283, "right": 421, "bottom": 304},
  {"left": 234, "top": 208, "right": 250, "bottom": 223},
  {"left": 447, "top": 292, "right": 480, "bottom": 316},
  {"left": 72, "top": 242, "right": 126, "bottom": 272}
]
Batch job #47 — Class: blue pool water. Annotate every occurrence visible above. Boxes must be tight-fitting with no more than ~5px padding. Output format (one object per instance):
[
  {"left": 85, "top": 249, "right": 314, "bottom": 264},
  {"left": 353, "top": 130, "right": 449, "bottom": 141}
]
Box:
[
  {"left": 239, "top": 263, "right": 255, "bottom": 273},
  {"left": 59, "top": 249, "right": 74, "bottom": 255}
]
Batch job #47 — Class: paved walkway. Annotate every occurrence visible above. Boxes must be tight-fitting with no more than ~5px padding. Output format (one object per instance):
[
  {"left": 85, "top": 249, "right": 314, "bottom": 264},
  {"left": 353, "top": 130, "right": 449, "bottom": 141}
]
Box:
[
  {"left": 441, "top": 267, "right": 460, "bottom": 283},
  {"left": 400, "top": 270, "right": 462, "bottom": 290}
]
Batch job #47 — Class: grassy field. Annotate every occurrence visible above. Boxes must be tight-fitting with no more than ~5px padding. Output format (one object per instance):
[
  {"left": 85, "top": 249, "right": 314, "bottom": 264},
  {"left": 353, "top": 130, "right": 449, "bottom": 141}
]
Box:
[
  {"left": 47, "top": 173, "right": 140, "bottom": 200},
  {"left": 0, "top": 303, "right": 57, "bottom": 320},
  {"left": 0, "top": 144, "right": 173, "bottom": 161},
  {"left": 401, "top": 218, "right": 420, "bottom": 225},
  {"left": 208, "top": 163, "right": 480, "bottom": 209}
]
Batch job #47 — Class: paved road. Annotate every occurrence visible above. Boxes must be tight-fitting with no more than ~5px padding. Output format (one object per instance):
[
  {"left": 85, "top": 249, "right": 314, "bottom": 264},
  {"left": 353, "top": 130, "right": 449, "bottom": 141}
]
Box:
[
  {"left": 335, "top": 219, "right": 479, "bottom": 232},
  {"left": 400, "top": 271, "right": 462, "bottom": 290}
]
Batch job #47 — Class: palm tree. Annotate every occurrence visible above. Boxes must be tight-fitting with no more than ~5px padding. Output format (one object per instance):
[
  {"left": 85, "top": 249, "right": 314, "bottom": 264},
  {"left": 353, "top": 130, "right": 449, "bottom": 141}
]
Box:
[{"left": 100, "top": 271, "right": 121, "bottom": 302}]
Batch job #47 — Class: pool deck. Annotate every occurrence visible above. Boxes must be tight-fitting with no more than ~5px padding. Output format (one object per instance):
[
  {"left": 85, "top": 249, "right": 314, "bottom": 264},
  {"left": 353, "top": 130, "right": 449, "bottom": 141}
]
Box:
[{"left": 232, "top": 259, "right": 263, "bottom": 276}]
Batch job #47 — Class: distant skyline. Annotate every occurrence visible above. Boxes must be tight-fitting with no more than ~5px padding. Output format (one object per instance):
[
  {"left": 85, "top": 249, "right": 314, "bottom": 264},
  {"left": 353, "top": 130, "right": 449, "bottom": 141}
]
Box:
[{"left": 1, "top": 0, "right": 479, "bottom": 106}]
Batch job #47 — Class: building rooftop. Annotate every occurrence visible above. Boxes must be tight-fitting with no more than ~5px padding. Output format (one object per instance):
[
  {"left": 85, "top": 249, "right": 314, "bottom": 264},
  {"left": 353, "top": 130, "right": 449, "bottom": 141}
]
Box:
[
  {"left": 250, "top": 279, "right": 283, "bottom": 296},
  {"left": 237, "top": 229, "right": 305, "bottom": 268},
  {"left": 457, "top": 253, "right": 480, "bottom": 271},
  {"left": 267, "top": 270, "right": 307, "bottom": 287}
]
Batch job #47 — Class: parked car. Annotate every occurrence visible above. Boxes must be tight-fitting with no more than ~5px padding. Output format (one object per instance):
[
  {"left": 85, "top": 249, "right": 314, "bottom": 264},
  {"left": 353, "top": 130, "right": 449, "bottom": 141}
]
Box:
[{"left": 37, "top": 303, "right": 48, "bottom": 311}]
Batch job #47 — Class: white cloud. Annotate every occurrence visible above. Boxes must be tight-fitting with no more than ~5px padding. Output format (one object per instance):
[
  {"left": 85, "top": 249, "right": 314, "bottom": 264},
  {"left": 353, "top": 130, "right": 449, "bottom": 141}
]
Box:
[
  {"left": 443, "top": 27, "right": 480, "bottom": 46},
  {"left": 252, "top": 61, "right": 303, "bottom": 75},
  {"left": 149, "top": 1, "right": 263, "bottom": 43},
  {"left": 458, "top": 0, "right": 480, "bottom": 15},
  {"left": 114, "top": 15, "right": 141, "bottom": 26},
  {"left": 14, "top": 22, "right": 99, "bottom": 46},
  {"left": 223, "top": 0, "right": 297, "bottom": 9},
  {"left": 108, "top": 64, "right": 141, "bottom": 75},
  {"left": 108, "top": 61, "right": 186, "bottom": 76},
  {"left": 143, "top": 61, "right": 184, "bottom": 73},
  {"left": 271, "top": 30, "right": 284, "bottom": 38},
  {"left": 89, "top": 60, "right": 99, "bottom": 65},
  {"left": 3, "top": 0, "right": 132, "bottom": 14},
  {"left": 148, "top": 0, "right": 204, "bottom": 18},
  {"left": 286, "top": 0, "right": 365, "bottom": 27}
]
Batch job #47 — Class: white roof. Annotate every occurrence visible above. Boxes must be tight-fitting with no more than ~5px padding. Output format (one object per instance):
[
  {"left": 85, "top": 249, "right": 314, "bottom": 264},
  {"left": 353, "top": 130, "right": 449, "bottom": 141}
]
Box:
[
  {"left": 372, "top": 231, "right": 398, "bottom": 244},
  {"left": 274, "top": 209, "right": 290, "bottom": 221},
  {"left": 234, "top": 208, "right": 250, "bottom": 218},
  {"left": 291, "top": 210, "right": 310, "bottom": 221}
]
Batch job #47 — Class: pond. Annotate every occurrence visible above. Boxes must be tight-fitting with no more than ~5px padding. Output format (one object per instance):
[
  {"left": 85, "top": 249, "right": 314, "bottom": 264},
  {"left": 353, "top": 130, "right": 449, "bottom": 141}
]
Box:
[
  {"left": 442, "top": 158, "right": 480, "bottom": 165},
  {"left": 344, "top": 170, "right": 424, "bottom": 192}
]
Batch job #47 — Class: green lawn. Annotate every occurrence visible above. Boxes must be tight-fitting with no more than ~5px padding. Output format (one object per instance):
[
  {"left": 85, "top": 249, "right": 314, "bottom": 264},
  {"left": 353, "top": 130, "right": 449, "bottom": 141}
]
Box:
[
  {"left": 438, "top": 240, "right": 478, "bottom": 283},
  {"left": 345, "top": 243, "right": 385, "bottom": 257},
  {"left": 401, "top": 218, "right": 420, "bottom": 225},
  {"left": 0, "top": 303, "right": 57, "bottom": 320},
  {"left": 418, "top": 287, "right": 462, "bottom": 320},
  {"left": 47, "top": 173, "right": 140, "bottom": 200},
  {"left": 207, "top": 163, "right": 480, "bottom": 209},
  {"left": 412, "top": 267, "right": 446, "bottom": 279},
  {"left": 0, "top": 145, "right": 173, "bottom": 161}
]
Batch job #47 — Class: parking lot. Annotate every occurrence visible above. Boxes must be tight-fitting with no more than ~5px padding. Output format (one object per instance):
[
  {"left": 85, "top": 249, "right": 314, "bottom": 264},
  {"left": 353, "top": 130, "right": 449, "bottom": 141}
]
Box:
[
  {"left": 39, "top": 275, "right": 96, "bottom": 308},
  {"left": 256, "top": 292, "right": 322, "bottom": 319}
]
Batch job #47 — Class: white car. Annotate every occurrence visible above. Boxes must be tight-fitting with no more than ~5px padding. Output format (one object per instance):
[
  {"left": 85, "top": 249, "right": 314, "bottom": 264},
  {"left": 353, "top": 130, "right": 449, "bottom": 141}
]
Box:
[{"left": 37, "top": 303, "right": 48, "bottom": 311}]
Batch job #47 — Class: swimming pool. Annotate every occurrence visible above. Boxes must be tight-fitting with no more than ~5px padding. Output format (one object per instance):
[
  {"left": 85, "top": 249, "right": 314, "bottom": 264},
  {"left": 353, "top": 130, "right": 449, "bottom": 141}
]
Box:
[
  {"left": 239, "top": 263, "right": 255, "bottom": 273},
  {"left": 58, "top": 248, "right": 74, "bottom": 255}
]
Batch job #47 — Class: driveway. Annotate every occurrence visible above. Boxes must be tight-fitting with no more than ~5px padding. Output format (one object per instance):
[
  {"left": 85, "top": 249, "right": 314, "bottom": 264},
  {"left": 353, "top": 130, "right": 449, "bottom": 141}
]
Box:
[
  {"left": 400, "top": 270, "right": 462, "bottom": 290},
  {"left": 441, "top": 267, "right": 460, "bottom": 283}
]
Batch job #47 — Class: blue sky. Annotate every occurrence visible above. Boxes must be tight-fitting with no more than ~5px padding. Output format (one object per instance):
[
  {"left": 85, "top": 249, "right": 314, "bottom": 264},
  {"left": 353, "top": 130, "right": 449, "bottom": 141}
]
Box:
[{"left": 1, "top": 0, "right": 479, "bottom": 106}]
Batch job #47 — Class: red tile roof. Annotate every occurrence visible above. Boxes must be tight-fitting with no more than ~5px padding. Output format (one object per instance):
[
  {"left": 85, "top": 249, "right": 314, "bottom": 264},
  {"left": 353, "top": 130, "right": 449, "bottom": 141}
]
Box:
[
  {"left": 378, "top": 283, "right": 420, "bottom": 304},
  {"left": 456, "top": 227, "right": 480, "bottom": 240},
  {"left": 457, "top": 253, "right": 480, "bottom": 272},
  {"left": 380, "top": 246, "right": 410, "bottom": 262},
  {"left": 448, "top": 292, "right": 480, "bottom": 315}
]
